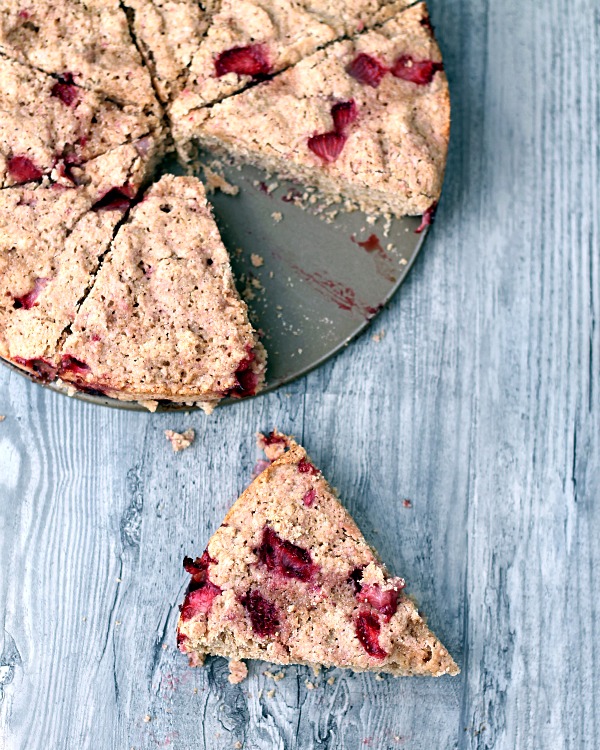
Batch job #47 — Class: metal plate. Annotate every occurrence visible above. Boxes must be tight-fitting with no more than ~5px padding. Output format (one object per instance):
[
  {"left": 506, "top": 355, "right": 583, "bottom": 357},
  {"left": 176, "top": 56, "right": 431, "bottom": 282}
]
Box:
[{"left": 1, "top": 157, "right": 428, "bottom": 409}]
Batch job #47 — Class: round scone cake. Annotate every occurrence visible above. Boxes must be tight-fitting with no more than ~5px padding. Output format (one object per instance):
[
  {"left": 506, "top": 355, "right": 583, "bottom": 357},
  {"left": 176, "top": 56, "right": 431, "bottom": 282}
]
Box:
[{"left": 0, "top": 0, "right": 449, "bottom": 409}]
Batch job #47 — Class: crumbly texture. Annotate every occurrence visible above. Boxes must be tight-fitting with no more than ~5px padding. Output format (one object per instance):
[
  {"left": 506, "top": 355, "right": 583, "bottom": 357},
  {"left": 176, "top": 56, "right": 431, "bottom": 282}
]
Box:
[
  {"left": 0, "top": 186, "right": 126, "bottom": 366},
  {"left": 173, "top": 3, "right": 449, "bottom": 217},
  {"left": 165, "top": 428, "right": 196, "bottom": 451},
  {"left": 60, "top": 175, "right": 265, "bottom": 406},
  {"left": 0, "top": 0, "right": 159, "bottom": 110},
  {"left": 0, "top": 53, "right": 162, "bottom": 188},
  {"left": 121, "top": 0, "right": 210, "bottom": 103},
  {"left": 170, "top": 0, "right": 411, "bottom": 118},
  {"left": 177, "top": 433, "right": 459, "bottom": 678}
]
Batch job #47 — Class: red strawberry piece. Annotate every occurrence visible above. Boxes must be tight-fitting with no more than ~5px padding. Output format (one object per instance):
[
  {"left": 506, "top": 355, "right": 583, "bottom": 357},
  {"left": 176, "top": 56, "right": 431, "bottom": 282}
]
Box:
[
  {"left": 302, "top": 488, "right": 316, "bottom": 507},
  {"left": 228, "top": 346, "right": 259, "bottom": 398},
  {"left": 420, "top": 14, "right": 435, "bottom": 35},
  {"left": 183, "top": 550, "right": 215, "bottom": 588},
  {"left": 51, "top": 73, "right": 80, "bottom": 107},
  {"left": 390, "top": 55, "right": 443, "bottom": 85},
  {"left": 215, "top": 45, "right": 271, "bottom": 78},
  {"left": 331, "top": 100, "right": 358, "bottom": 133},
  {"left": 13, "top": 277, "right": 48, "bottom": 310},
  {"left": 59, "top": 355, "right": 90, "bottom": 376},
  {"left": 297, "top": 457, "right": 319, "bottom": 476},
  {"left": 262, "top": 430, "right": 287, "bottom": 446},
  {"left": 415, "top": 201, "right": 438, "bottom": 234},
  {"left": 92, "top": 185, "right": 136, "bottom": 212},
  {"left": 8, "top": 155, "right": 43, "bottom": 183},
  {"left": 176, "top": 631, "right": 189, "bottom": 651},
  {"left": 256, "top": 526, "right": 317, "bottom": 582},
  {"left": 347, "top": 53, "right": 387, "bottom": 88},
  {"left": 180, "top": 582, "right": 222, "bottom": 620},
  {"left": 13, "top": 356, "right": 57, "bottom": 382},
  {"left": 355, "top": 610, "right": 387, "bottom": 659},
  {"left": 307, "top": 132, "right": 347, "bottom": 163},
  {"left": 239, "top": 589, "right": 279, "bottom": 637},
  {"left": 357, "top": 583, "right": 401, "bottom": 621}
]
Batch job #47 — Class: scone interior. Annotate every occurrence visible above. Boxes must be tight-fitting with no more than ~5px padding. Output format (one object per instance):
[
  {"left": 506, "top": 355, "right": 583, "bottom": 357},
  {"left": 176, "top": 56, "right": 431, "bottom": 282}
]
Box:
[
  {"left": 177, "top": 432, "right": 459, "bottom": 680},
  {"left": 59, "top": 174, "right": 265, "bottom": 407},
  {"left": 173, "top": 2, "right": 450, "bottom": 218}
]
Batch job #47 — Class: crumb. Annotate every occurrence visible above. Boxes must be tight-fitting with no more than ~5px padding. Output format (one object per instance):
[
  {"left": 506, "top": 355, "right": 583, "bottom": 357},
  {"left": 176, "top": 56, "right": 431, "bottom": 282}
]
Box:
[
  {"left": 257, "top": 689, "right": 263, "bottom": 699},
  {"left": 273, "top": 671, "right": 285, "bottom": 682},
  {"left": 266, "top": 689, "right": 276, "bottom": 698},
  {"left": 327, "top": 676, "right": 335, "bottom": 686},
  {"left": 202, "top": 166, "right": 239, "bottom": 196},
  {"left": 267, "top": 182, "right": 279, "bottom": 194},
  {"left": 234, "top": 743, "right": 242, "bottom": 749},
  {"left": 250, "top": 277, "right": 262, "bottom": 290},
  {"left": 311, "top": 664, "right": 321, "bottom": 677},
  {"left": 193, "top": 688, "right": 198, "bottom": 695},
  {"left": 250, "top": 253, "right": 264, "bottom": 267},
  {"left": 367, "top": 215, "right": 377, "bottom": 225},
  {"left": 228, "top": 659, "right": 248, "bottom": 684},
  {"left": 162, "top": 644, "right": 168, "bottom": 650},
  {"left": 140, "top": 400, "right": 158, "bottom": 413},
  {"left": 143, "top": 715, "right": 151, "bottom": 723},
  {"left": 403, "top": 499, "right": 412, "bottom": 508},
  {"left": 0, "top": 416, "right": 5, "bottom": 421},
  {"left": 165, "top": 428, "right": 195, "bottom": 452},
  {"left": 115, "top": 620, "right": 121, "bottom": 626},
  {"left": 375, "top": 674, "right": 384, "bottom": 681},
  {"left": 372, "top": 330, "right": 385, "bottom": 343},
  {"left": 305, "top": 680, "right": 316, "bottom": 690},
  {"left": 271, "top": 211, "right": 283, "bottom": 223}
]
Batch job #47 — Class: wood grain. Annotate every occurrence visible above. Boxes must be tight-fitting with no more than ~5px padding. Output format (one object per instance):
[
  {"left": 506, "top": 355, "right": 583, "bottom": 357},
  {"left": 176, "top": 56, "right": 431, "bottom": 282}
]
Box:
[{"left": 0, "top": 0, "right": 598, "bottom": 747}]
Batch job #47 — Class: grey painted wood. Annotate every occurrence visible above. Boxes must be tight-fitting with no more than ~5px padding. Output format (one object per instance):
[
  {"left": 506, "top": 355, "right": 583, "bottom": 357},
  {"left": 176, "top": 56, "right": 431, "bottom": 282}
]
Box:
[{"left": 0, "top": 0, "right": 598, "bottom": 747}]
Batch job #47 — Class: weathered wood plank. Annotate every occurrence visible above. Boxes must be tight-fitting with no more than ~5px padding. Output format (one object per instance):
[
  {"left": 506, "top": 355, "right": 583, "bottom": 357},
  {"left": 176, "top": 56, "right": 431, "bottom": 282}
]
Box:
[{"left": 0, "top": 0, "right": 598, "bottom": 748}]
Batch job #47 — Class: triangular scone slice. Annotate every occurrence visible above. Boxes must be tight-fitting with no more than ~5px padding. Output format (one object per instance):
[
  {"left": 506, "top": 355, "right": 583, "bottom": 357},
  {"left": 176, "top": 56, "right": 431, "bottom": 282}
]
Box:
[
  {"left": 177, "top": 432, "right": 458, "bottom": 681},
  {"left": 168, "top": 0, "right": 413, "bottom": 114},
  {"left": 173, "top": 2, "right": 449, "bottom": 218},
  {"left": 60, "top": 175, "right": 265, "bottom": 410},
  {"left": 0, "top": 139, "right": 162, "bottom": 378},
  {"left": 0, "top": 0, "right": 159, "bottom": 111},
  {"left": 0, "top": 54, "right": 163, "bottom": 188}
]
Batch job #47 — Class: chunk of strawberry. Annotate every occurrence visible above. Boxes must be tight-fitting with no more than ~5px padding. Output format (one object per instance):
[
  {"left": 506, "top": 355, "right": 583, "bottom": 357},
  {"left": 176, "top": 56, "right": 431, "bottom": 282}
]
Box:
[
  {"left": 13, "top": 277, "right": 48, "bottom": 310},
  {"left": 331, "top": 100, "right": 358, "bottom": 133},
  {"left": 297, "top": 458, "right": 319, "bottom": 476},
  {"left": 59, "top": 355, "right": 90, "bottom": 376},
  {"left": 183, "top": 549, "right": 215, "bottom": 588},
  {"left": 215, "top": 45, "right": 271, "bottom": 78},
  {"left": 13, "top": 356, "right": 57, "bottom": 382},
  {"left": 415, "top": 201, "right": 438, "bottom": 234},
  {"left": 256, "top": 526, "right": 317, "bottom": 582},
  {"left": 357, "top": 583, "right": 402, "bottom": 621},
  {"left": 390, "top": 55, "right": 443, "bottom": 85},
  {"left": 347, "top": 54, "right": 387, "bottom": 88},
  {"left": 239, "top": 589, "right": 279, "bottom": 637},
  {"left": 8, "top": 155, "right": 43, "bottom": 183},
  {"left": 355, "top": 610, "right": 387, "bottom": 659},
  {"left": 307, "top": 132, "right": 347, "bottom": 163},
  {"left": 92, "top": 185, "right": 136, "bottom": 212},
  {"left": 180, "top": 582, "right": 222, "bottom": 620},
  {"left": 51, "top": 73, "right": 80, "bottom": 107},
  {"left": 302, "top": 488, "right": 316, "bottom": 507}
]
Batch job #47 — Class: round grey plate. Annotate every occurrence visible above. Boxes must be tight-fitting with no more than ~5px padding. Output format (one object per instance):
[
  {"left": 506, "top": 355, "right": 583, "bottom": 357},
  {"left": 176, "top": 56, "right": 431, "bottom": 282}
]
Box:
[{"left": 2, "top": 157, "right": 428, "bottom": 410}]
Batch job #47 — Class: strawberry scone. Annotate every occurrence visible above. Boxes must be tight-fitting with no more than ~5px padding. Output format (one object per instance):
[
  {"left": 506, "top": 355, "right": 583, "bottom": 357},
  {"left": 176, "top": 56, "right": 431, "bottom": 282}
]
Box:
[
  {"left": 0, "top": 53, "right": 163, "bottom": 188},
  {"left": 177, "top": 431, "right": 458, "bottom": 680},
  {"left": 172, "top": 2, "right": 449, "bottom": 218},
  {"left": 168, "top": 0, "right": 412, "bottom": 113},
  {"left": 60, "top": 175, "right": 265, "bottom": 410},
  {"left": 0, "top": 0, "right": 159, "bottom": 112}
]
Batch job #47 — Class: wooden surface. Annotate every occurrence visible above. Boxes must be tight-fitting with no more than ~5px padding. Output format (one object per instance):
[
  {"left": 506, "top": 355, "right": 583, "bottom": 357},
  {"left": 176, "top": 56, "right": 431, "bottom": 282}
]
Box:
[{"left": 1, "top": 0, "right": 598, "bottom": 747}]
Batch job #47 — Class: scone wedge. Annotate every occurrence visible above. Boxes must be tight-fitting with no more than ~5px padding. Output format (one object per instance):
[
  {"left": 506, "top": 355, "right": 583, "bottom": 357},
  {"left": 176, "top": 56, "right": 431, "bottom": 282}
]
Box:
[
  {"left": 177, "top": 431, "right": 458, "bottom": 680},
  {"left": 173, "top": 2, "right": 449, "bottom": 218}
]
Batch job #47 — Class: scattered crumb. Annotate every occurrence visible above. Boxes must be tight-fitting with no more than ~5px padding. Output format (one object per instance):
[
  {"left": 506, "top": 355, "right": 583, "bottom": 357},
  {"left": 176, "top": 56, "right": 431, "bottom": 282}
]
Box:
[
  {"left": 162, "top": 644, "right": 168, "bottom": 650},
  {"left": 203, "top": 165, "right": 239, "bottom": 196},
  {"left": 228, "top": 659, "right": 248, "bottom": 684},
  {"left": 271, "top": 211, "right": 283, "bottom": 223},
  {"left": 0, "top": 416, "right": 5, "bottom": 421},
  {"left": 366, "top": 215, "right": 377, "bottom": 225},
  {"left": 327, "top": 676, "right": 335, "bottom": 686},
  {"left": 311, "top": 664, "right": 321, "bottom": 677},
  {"left": 272, "top": 671, "right": 285, "bottom": 682},
  {"left": 305, "top": 680, "right": 316, "bottom": 690},
  {"left": 115, "top": 620, "right": 121, "bottom": 626},
  {"left": 143, "top": 715, "right": 151, "bottom": 723},
  {"left": 250, "top": 253, "right": 264, "bottom": 267},
  {"left": 257, "top": 689, "right": 263, "bottom": 699},
  {"left": 234, "top": 743, "right": 242, "bottom": 749},
  {"left": 251, "top": 277, "right": 262, "bottom": 290},
  {"left": 165, "top": 428, "right": 195, "bottom": 452},
  {"left": 375, "top": 674, "right": 384, "bottom": 681},
  {"left": 372, "top": 330, "right": 385, "bottom": 343},
  {"left": 140, "top": 400, "right": 158, "bottom": 413},
  {"left": 266, "top": 689, "right": 276, "bottom": 699},
  {"left": 193, "top": 688, "right": 198, "bottom": 695},
  {"left": 403, "top": 499, "right": 413, "bottom": 508}
]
